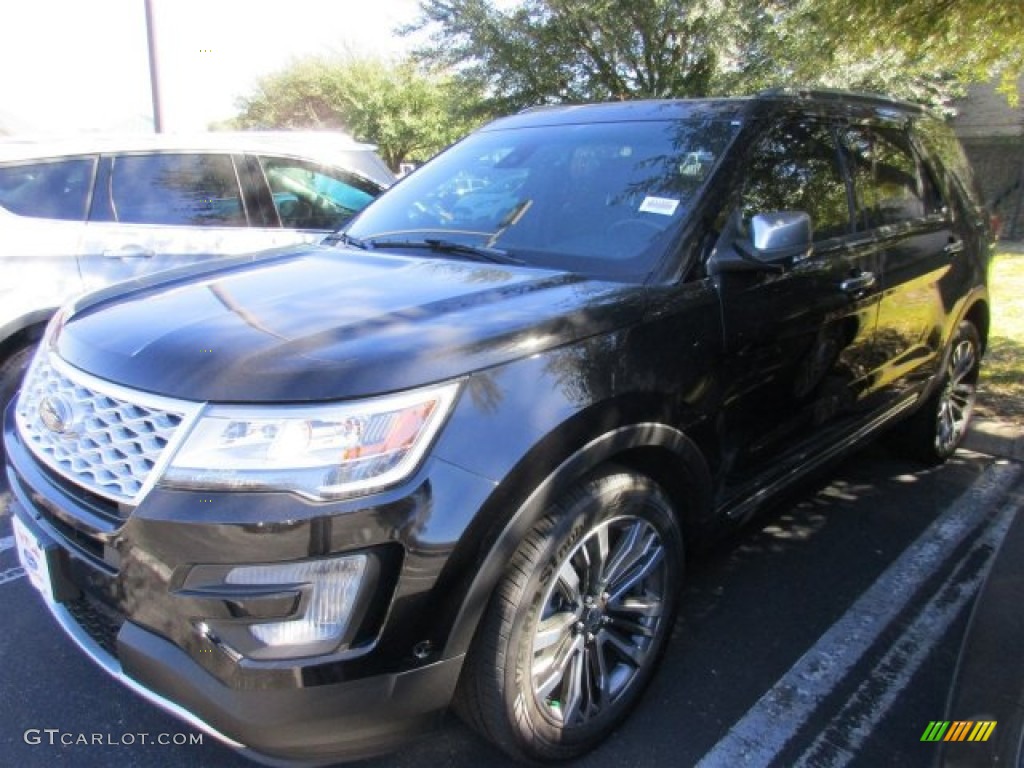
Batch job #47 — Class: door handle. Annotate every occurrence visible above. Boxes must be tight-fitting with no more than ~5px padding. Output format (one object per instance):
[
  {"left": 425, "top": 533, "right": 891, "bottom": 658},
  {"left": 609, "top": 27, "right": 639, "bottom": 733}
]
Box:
[
  {"left": 943, "top": 240, "right": 964, "bottom": 256},
  {"left": 840, "top": 272, "right": 876, "bottom": 293},
  {"left": 102, "top": 245, "right": 155, "bottom": 259}
]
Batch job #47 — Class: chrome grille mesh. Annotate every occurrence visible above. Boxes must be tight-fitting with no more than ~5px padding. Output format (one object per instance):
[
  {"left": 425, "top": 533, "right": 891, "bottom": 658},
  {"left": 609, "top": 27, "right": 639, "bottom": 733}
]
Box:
[{"left": 15, "top": 352, "right": 189, "bottom": 505}]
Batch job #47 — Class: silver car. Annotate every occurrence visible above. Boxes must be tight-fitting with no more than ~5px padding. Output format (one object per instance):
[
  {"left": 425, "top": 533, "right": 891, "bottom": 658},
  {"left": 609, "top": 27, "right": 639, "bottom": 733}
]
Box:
[{"left": 0, "top": 131, "right": 394, "bottom": 407}]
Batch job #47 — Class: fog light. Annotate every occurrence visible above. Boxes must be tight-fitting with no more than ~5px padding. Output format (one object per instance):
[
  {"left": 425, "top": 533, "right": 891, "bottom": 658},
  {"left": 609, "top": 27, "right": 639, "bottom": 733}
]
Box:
[{"left": 225, "top": 555, "right": 367, "bottom": 659}]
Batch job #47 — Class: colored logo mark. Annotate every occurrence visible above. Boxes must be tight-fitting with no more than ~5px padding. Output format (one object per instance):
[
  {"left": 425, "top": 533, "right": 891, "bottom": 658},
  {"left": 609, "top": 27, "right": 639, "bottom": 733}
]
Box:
[{"left": 921, "top": 721, "right": 996, "bottom": 742}]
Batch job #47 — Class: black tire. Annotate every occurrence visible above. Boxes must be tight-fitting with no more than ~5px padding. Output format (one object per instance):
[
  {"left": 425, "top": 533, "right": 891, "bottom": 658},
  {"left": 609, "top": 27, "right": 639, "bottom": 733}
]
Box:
[
  {"left": 897, "top": 320, "right": 980, "bottom": 464},
  {"left": 455, "top": 466, "right": 684, "bottom": 762},
  {"left": 0, "top": 342, "right": 36, "bottom": 415}
]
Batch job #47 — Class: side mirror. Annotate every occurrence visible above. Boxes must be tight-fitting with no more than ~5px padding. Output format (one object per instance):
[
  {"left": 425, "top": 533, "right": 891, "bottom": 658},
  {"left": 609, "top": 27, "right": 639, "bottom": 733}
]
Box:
[
  {"left": 749, "top": 211, "right": 813, "bottom": 260},
  {"left": 708, "top": 210, "right": 814, "bottom": 276}
]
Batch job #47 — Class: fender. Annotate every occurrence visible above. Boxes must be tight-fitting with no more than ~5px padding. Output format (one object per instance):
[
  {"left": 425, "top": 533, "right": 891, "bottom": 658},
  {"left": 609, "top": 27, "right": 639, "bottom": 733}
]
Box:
[
  {"left": 957, "top": 289, "right": 990, "bottom": 349},
  {"left": 917, "top": 289, "right": 989, "bottom": 404},
  {"left": 442, "top": 421, "right": 712, "bottom": 658},
  {"left": 0, "top": 307, "right": 54, "bottom": 356}
]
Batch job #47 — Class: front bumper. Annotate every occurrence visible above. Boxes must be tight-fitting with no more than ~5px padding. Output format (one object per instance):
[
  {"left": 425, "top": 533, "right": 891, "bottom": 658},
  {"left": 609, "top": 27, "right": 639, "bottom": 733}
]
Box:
[
  {"left": 11, "top": 539, "right": 462, "bottom": 764},
  {"left": 4, "top": 398, "right": 493, "bottom": 763}
]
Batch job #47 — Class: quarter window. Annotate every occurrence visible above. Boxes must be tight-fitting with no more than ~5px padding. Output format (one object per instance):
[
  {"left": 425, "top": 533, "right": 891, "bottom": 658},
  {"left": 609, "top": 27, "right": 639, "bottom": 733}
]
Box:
[
  {"left": 0, "top": 157, "right": 95, "bottom": 221},
  {"left": 108, "top": 153, "right": 246, "bottom": 227},
  {"left": 740, "top": 120, "right": 851, "bottom": 242}
]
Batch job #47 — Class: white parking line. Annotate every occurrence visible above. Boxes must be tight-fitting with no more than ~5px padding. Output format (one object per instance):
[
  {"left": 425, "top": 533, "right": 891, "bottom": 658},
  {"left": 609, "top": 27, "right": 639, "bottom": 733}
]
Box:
[
  {"left": 1, "top": 532, "right": 22, "bottom": 584},
  {"left": 0, "top": 566, "right": 25, "bottom": 585},
  {"left": 793, "top": 497, "right": 1019, "bottom": 767},
  {"left": 697, "top": 461, "right": 1023, "bottom": 768}
]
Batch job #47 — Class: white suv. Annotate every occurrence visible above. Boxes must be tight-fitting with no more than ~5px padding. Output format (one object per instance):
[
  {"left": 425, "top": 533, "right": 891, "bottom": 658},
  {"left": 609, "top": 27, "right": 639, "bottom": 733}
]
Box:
[{"left": 0, "top": 132, "right": 394, "bottom": 408}]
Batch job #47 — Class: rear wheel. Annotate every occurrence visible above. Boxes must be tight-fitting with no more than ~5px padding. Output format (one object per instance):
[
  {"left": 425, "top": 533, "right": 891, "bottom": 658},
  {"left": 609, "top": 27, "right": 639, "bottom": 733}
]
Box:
[
  {"left": 455, "top": 467, "right": 684, "bottom": 762},
  {"left": 898, "top": 320, "right": 980, "bottom": 464}
]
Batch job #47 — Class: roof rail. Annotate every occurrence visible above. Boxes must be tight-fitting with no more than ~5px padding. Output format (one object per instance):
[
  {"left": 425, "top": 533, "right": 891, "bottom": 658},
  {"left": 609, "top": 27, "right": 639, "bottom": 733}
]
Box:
[
  {"left": 517, "top": 103, "right": 566, "bottom": 114},
  {"left": 755, "top": 87, "right": 925, "bottom": 114}
]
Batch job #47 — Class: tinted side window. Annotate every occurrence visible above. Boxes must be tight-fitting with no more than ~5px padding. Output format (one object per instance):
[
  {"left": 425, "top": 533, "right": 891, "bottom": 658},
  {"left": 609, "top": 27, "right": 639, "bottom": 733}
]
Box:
[
  {"left": 0, "top": 157, "right": 95, "bottom": 221},
  {"left": 913, "top": 117, "right": 985, "bottom": 210},
  {"left": 741, "top": 119, "right": 851, "bottom": 242},
  {"left": 109, "top": 153, "right": 246, "bottom": 226},
  {"left": 258, "top": 157, "right": 379, "bottom": 230},
  {"left": 842, "top": 127, "right": 941, "bottom": 228}
]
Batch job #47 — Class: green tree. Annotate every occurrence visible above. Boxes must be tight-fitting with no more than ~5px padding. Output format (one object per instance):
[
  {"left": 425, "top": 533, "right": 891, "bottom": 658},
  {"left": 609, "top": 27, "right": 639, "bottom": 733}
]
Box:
[
  {"left": 408, "top": 0, "right": 1023, "bottom": 110},
  {"left": 757, "top": 0, "right": 1023, "bottom": 106},
  {"left": 408, "top": 0, "right": 757, "bottom": 111},
  {"left": 235, "top": 56, "right": 484, "bottom": 170}
]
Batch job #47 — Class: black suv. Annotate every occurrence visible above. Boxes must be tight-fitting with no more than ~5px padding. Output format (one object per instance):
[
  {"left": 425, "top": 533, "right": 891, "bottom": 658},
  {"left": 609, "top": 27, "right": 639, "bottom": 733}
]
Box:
[{"left": 5, "top": 91, "right": 991, "bottom": 764}]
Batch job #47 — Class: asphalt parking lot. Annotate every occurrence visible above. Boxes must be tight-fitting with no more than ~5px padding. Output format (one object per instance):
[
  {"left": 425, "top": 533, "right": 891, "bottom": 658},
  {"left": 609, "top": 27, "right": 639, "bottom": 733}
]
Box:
[{"left": 2, "top": 441, "right": 1023, "bottom": 768}]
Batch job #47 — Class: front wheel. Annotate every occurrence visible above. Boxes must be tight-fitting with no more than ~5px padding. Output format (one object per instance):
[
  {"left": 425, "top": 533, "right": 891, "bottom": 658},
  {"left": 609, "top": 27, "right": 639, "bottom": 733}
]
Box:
[
  {"left": 455, "top": 467, "right": 684, "bottom": 762},
  {"left": 898, "top": 320, "right": 980, "bottom": 464},
  {"left": 0, "top": 342, "right": 37, "bottom": 414}
]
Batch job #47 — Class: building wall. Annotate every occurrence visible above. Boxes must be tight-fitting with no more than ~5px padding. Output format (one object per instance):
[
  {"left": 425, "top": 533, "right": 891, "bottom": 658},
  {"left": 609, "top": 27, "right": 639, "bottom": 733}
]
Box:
[{"left": 952, "top": 78, "right": 1024, "bottom": 240}]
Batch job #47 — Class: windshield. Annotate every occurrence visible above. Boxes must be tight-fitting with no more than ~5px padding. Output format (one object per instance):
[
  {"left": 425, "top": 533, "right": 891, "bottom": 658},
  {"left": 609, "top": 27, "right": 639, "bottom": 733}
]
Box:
[{"left": 345, "top": 118, "right": 740, "bottom": 281}]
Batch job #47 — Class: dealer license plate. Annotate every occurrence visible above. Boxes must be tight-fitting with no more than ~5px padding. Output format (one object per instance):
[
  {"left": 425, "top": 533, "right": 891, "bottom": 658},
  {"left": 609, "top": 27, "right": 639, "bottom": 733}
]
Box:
[{"left": 13, "top": 516, "right": 53, "bottom": 601}]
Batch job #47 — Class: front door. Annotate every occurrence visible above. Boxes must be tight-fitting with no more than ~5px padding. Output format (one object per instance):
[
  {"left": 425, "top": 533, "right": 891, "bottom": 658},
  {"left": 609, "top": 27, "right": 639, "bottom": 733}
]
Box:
[{"left": 711, "top": 117, "right": 884, "bottom": 499}]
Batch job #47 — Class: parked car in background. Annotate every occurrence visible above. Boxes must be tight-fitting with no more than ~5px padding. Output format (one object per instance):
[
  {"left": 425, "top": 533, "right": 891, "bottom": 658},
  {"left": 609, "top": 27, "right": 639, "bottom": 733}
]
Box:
[
  {"left": 6, "top": 90, "right": 992, "bottom": 764},
  {"left": 0, "top": 131, "right": 394, "bottom": 409}
]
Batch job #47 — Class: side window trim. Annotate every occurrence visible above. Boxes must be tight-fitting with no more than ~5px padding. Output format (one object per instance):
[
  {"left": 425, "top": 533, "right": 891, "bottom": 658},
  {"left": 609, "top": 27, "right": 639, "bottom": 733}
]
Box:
[
  {"left": 830, "top": 122, "right": 863, "bottom": 235},
  {"left": 87, "top": 155, "right": 115, "bottom": 222},
  {"left": 228, "top": 153, "right": 254, "bottom": 227},
  {"left": 80, "top": 155, "right": 99, "bottom": 222},
  {"left": 241, "top": 154, "right": 283, "bottom": 228}
]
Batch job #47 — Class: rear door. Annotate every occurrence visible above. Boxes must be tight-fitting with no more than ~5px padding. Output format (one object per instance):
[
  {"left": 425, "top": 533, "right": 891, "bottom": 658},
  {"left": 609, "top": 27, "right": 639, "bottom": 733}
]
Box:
[
  {"left": 79, "top": 152, "right": 298, "bottom": 293},
  {"left": 840, "top": 125, "right": 954, "bottom": 401},
  {"left": 712, "top": 116, "right": 885, "bottom": 496}
]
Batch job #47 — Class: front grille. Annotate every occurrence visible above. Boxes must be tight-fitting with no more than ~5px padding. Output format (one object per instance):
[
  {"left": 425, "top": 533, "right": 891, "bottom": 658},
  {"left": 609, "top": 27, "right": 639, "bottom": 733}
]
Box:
[
  {"left": 65, "top": 595, "right": 124, "bottom": 658},
  {"left": 34, "top": 457, "right": 125, "bottom": 522},
  {"left": 15, "top": 351, "right": 196, "bottom": 506}
]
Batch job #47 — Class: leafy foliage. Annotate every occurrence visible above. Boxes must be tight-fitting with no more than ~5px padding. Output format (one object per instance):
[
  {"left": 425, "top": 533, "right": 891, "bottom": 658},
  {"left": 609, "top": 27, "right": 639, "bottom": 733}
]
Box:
[
  {"left": 407, "top": 0, "right": 753, "bottom": 111},
  {"left": 232, "top": 2, "right": 1022, "bottom": 170},
  {"left": 234, "top": 56, "right": 482, "bottom": 169},
  {"left": 407, "top": 0, "right": 1024, "bottom": 110},
  {"left": 977, "top": 251, "right": 1024, "bottom": 422},
  {"left": 760, "top": 0, "right": 1023, "bottom": 107}
]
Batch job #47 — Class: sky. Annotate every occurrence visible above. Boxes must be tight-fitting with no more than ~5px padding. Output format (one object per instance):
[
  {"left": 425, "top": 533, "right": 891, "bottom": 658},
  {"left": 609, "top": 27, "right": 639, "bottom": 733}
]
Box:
[{"left": 0, "top": 0, "right": 422, "bottom": 134}]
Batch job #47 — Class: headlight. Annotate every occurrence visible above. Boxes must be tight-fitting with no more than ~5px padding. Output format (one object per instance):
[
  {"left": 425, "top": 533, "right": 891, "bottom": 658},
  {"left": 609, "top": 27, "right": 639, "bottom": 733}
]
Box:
[{"left": 162, "top": 381, "right": 460, "bottom": 500}]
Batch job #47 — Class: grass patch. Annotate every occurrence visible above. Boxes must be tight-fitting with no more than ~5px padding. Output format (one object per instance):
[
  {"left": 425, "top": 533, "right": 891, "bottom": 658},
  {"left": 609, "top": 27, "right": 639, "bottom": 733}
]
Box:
[{"left": 977, "top": 249, "right": 1024, "bottom": 424}]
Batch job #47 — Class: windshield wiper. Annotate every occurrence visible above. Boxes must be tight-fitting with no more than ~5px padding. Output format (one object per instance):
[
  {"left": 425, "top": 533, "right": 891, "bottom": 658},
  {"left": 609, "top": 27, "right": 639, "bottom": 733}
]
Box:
[
  {"left": 486, "top": 199, "right": 533, "bottom": 248},
  {"left": 323, "top": 231, "right": 369, "bottom": 249},
  {"left": 364, "top": 237, "right": 524, "bottom": 265}
]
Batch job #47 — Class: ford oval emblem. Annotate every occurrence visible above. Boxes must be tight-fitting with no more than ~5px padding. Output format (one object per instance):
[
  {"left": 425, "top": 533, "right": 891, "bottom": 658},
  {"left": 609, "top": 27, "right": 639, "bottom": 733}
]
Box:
[{"left": 39, "top": 395, "right": 74, "bottom": 435}]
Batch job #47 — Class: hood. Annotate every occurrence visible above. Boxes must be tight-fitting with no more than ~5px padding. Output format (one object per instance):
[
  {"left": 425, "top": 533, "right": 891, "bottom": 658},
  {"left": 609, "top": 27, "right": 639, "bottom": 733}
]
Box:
[{"left": 55, "top": 246, "right": 645, "bottom": 402}]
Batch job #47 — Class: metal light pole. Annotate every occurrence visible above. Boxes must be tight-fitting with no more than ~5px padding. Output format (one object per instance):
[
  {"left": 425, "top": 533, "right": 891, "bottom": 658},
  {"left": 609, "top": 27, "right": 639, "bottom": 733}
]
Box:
[{"left": 144, "top": 0, "right": 164, "bottom": 132}]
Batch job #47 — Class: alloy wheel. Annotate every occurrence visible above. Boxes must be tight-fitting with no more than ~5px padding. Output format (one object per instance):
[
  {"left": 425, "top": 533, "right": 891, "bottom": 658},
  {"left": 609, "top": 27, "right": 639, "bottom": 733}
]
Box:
[
  {"left": 530, "top": 515, "right": 669, "bottom": 727},
  {"left": 935, "top": 337, "right": 977, "bottom": 456}
]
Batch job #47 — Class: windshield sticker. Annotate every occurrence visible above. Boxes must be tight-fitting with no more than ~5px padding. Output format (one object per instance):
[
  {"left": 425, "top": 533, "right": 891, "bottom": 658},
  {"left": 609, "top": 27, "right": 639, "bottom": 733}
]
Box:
[{"left": 639, "top": 196, "right": 680, "bottom": 216}]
